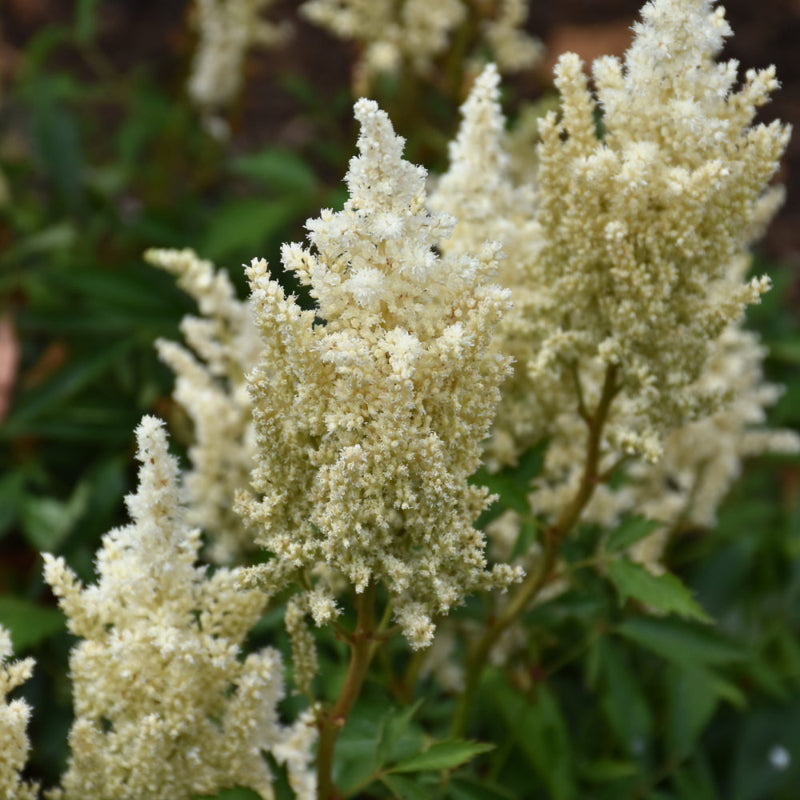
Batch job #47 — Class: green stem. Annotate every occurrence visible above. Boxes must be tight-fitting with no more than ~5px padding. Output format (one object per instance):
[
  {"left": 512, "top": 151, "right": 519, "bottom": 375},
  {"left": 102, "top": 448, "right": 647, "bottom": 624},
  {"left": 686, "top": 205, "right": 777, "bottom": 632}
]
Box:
[
  {"left": 316, "top": 583, "right": 378, "bottom": 800},
  {"left": 451, "top": 364, "right": 619, "bottom": 737}
]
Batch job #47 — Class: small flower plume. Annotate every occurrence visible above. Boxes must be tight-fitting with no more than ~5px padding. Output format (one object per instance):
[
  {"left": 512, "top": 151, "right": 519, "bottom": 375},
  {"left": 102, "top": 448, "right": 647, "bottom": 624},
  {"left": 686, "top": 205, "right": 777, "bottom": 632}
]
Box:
[
  {"left": 301, "top": 0, "right": 540, "bottom": 93},
  {"left": 146, "top": 247, "right": 261, "bottom": 564},
  {"left": 0, "top": 627, "right": 37, "bottom": 800},
  {"left": 429, "top": 63, "right": 550, "bottom": 471},
  {"left": 240, "top": 97, "right": 521, "bottom": 649},
  {"left": 189, "top": 0, "right": 288, "bottom": 124},
  {"left": 531, "top": 0, "right": 789, "bottom": 459},
  {"left": 43, "top": 417, "right": 314, "bottom": 800}
]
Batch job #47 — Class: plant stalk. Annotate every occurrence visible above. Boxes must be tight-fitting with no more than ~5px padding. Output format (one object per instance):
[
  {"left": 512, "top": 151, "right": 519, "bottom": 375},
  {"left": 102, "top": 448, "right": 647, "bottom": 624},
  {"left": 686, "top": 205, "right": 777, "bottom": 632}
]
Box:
[
  {"left": 451, "top": 364, "right": 619, "bottom": 736},
  {"left": 316, "top": 583, "right": 378, "bottom": 800}
]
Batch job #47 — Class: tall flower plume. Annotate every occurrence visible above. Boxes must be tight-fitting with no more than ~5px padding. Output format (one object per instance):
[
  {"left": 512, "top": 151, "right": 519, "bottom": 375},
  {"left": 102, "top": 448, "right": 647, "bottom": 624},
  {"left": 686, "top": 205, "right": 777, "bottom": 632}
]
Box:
[
  {"left": 239, "top": 98, "right": 521, "bottom": 648},
  {"left": 44, "top": 417, "right": 314, "bottom": 800}
]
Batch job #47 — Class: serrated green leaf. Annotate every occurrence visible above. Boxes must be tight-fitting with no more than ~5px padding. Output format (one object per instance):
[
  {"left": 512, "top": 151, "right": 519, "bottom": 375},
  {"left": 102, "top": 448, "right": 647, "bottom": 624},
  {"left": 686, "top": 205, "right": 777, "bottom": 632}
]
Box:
[
  {"left": 375, "top": 700, "right": 424, "bottom": 768},
  {"left": 381, "top": 773, "right": 438, "bottom": 800},
  {"left": 616, "top": 617, "right": 745, "bottom": 668},
  {"left": 607, "top": 558, "right": 710, "bottom": 621},
  {"left": 595, "top": 638, "right": 653, "bottom": 759},
  {"left": 490, "top": 676, "right": 577, "bottom": 800},
  {"left": 388, "top": 740, "right": 494, "bottom": 774},
  {"left": 667, "top": 665, "right": 722, "bottom": 759},
  {"left": 605, "top": 517, "right": 662, "bottom": 554},
  {"left": 0, "top": 597, "right": 65, "bottom": 651}
]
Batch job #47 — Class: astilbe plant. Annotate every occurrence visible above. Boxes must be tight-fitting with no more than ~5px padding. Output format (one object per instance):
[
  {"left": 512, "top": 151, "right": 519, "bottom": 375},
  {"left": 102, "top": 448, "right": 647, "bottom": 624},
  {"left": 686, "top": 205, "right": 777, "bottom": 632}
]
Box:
[{"left": 6, "top": 0, "right": 796, "bottom": 798}]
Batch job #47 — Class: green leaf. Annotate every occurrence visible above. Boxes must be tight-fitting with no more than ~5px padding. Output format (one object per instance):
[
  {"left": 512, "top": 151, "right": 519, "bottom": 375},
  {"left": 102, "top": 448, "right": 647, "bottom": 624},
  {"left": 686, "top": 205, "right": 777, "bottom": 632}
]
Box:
[
  {"left": 0, "top": 597, "right": 65, "bottom": 651},
  {"left": 767, "top": 339, "right": 800, "bottom": 365},
  {"left": 616, "top": 617, "right": 746, "bottom": 669},
  {"left": 28, "top": 79, "right": 85, "bottom": 212},
  {"left": 672, "top": 754, "right": 719, "bottom": 800},
  {"left": 0, "top": 472, "right": 26, "bottom": 540},
  {"left": 447, "top": 777, "right": 515, "bottom": 800},
  {"left": 201, "top": 198, "right": 303, "bottom": 260},
  {"left": 334, "top": 709, "right": 383, "bottom": 795},
  {"left": 607, "top": 558, "right": 710, "bottom": 621},
  {"left": 666, "top": 666, "right": 723, "bottom": 759},
  {"left": 21, "top": 479, "right": 91, "bottom": 550},
  {"left": 1, "top": 339, "right": 137, "bottom": 436},
  {"left": 594, "top": 638, "right": 653, "bottom": 759},
  {"left": 388, "top": 740, "right": 494, "bottom": 774},
  {"left": 381, "top": 773, "right": 439, "bottom": 800},
  {"left": 231, "top": 148, "right": 317, "bottom": 195},
  {"left": 510, "top": 518, "right": 538, "bottom": 561},
  {"left": 579, "top": 759, "right": 640, "bottom": 782},
  {"left": 513, "top": 439, "right": 549, "bottom": 485},
  {"left": 375, "top": 700, "right": 424, "bottom": 768},
  {"left": 605, "top": 517, "right": 662, "bottom": 554},
  {"left": 490, "top": 676, "right": 577, "bottom": 800}
]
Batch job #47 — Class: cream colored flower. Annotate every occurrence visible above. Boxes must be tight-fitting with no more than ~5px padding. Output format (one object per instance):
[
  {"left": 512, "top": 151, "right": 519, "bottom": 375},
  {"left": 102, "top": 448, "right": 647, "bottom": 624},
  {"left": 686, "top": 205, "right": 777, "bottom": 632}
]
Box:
[
  {"left": 240, "top": 98, "right": 522, "bottom": 648},
  {"left": 532, "top": 0, "right": 788, "bottom": 457},
  {"left": 0, "top": 627, "right": 37, "bottom": 800},
  {"left": 146, "top": 247, "right": 261, "bottom": 564},
  {"left": 189, "top": 0, "right": 287, "bottom": 115},
  {"left": 44, "top": 417, "right": 314, "bottom": 800},
  {"left": 301, "top": 0, "right": 540, "bottom": 92}
]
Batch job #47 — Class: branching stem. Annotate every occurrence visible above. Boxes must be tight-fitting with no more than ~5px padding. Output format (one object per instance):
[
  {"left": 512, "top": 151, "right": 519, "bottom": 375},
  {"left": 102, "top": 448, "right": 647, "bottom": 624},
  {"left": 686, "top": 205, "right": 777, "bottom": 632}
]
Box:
[{"left": 451, "top": 364, "right": 619, "bottom": 737}]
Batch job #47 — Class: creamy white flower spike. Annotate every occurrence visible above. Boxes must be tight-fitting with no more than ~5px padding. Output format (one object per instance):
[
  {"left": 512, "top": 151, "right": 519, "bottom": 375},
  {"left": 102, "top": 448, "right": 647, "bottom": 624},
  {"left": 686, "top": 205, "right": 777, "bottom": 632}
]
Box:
[
  {"left": 146, "top": 248, "right": 261, "bottom": 564},
  {"left": 430, "top": 63, "right": 555, "bottom": 471},
  {"left": 240, "top": 98, "right": 522, "bottom": 649},
  {"left": 301, "top": 0, "right": 540, "bottom": 92},
  {"left": 44, "top": 417, "right": 314, "bottom": 800},
  {"left": 189, "top": 0, "right": 287, "bottom": 113},
  {"left": 0, "top": 627, "right": 37, "bottom": 800},
  {"left": 532, "top": 0, "right": 789, "bottom": 458},
  {"left": 431, "top": 8, "right": 794, "bottom": 579}
]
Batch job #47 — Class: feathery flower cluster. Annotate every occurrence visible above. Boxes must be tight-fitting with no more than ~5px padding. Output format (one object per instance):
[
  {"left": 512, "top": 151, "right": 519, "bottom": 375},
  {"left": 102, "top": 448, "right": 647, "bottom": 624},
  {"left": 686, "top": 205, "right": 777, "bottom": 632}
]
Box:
[
  {"left": 301, "top": 0, "right": 540, "bottom": 92},
  {"left": 483, "top": 0, "right": 543, "bottom": 73},
  {"left": 531, "top": 0, "right": 789, "bottom": 459},
  {"left": 430, "top": 1, "right": 794, "bottom": 577},
  {"left": 145, "top": 248, "right": 261, "bottom": 564},
  {"left": 429, "top": 63, "right": 548, "bottom": 471},
  {"left": 240, "top": 98, "right": 521, "bottom": 648},
  {"left": 0, "top": 627, "right": 37, "bottom": 800},
  {"left": 43, "top": 417, "right": 314, "bottom": 800},
  {"left": 189, "top": 0, "right": 286, "bottom": 117}
]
